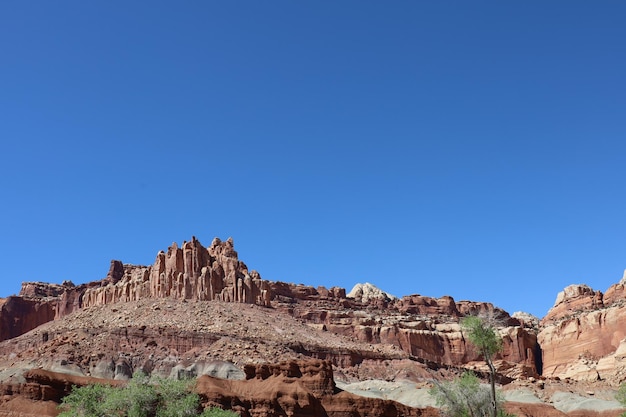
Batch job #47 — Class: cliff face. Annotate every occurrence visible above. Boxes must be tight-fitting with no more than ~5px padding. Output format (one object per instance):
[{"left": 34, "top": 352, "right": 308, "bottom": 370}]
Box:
[
  {"left": 197, "top": 359, "right": 440, "bottom": 417},
  {"left": 274, "top": 286, "right": 539, "bottom": 377},
  {"left": 538, "top": 276, "right": 626, "bottom": 382},
  {"left": 82, "top": 236, "right": 272, "bottom": 308},
  {"left": 0, "top": 297, "right": 56, "bottom": 342},
  {"left": 2, "top": 236, "right": 540, "bottom": 379},
  {"left": 9, "top": 236, "right": 273, "bottom": 329}
]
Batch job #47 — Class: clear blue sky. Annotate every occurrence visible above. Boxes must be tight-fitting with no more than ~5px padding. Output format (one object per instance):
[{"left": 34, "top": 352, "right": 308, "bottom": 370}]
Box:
[{"left": 1, "top": 2, "right": 625, "bottom": 318}]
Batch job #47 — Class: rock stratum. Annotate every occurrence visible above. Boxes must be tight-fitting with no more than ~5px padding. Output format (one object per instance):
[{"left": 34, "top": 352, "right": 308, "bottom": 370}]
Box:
[
  {"left": 539, "top": 271, "right": 626, "bottom": 383},
  {"left": 0, "top": 236, "right": 625, "bottom": 417}
]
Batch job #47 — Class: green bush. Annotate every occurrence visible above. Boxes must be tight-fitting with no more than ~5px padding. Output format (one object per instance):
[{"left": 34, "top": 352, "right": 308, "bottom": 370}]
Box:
[
  {"left": 616, "top": 382, "right": 626, "bottom": 417},
  {"left": 58, "top": 371, "right": 238, "bottom": 417},
  {"left": 200, "top": 408, "right": 240, "bottom": 417}
]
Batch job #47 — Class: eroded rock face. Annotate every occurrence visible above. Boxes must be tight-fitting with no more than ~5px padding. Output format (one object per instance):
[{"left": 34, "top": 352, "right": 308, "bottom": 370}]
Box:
[
  {"left": 0, "top": 360, "right": 440, "bottom": 417},
  {"left": 274, "top": 289, "right": 540, "bottom": 377},
  {"left": 2, "top": 236, "right": 540, "bottom": 381},
  {"left": 82, "top": 237, "right": 272, "bottom": 308},
  {"left": 1, "top": 237, "right": 274, "bottom": 343},
  {"left": 1, "top": 361, "right": 620, "bottom": 417},
  {"left": 6, "top": 236, "right": 626, "bottom": 416},
  {"left": 197, "top": 359, "right": 439, "bottom": 417},
  {"left": 539, "top": 281, "right": 626, "bottom": 382},
  {"left": 543, "top": 285, "right": 604, "bottom": 323},
  {"left": 0, "top": 297, "right": 56, "bottom": 342},
  {"left": 0, "top": 369, "right": 124, "bottom": 417}
]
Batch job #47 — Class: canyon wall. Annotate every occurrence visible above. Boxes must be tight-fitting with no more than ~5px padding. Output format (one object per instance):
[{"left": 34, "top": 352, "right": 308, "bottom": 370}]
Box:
[
  {"left": 539, "top": 273, "right": 626, "bottom": 382},
  {"left": 275, "top": 286, "right": 539, "bottom": 377},
  {"left": 0, "top": 296, "right": 56, "bottom": 342}
]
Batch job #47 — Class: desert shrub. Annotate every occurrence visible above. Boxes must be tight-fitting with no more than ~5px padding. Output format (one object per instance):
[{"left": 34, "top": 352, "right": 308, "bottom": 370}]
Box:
[
  {"left": 58, "top": 371, "right": 237, "bottom": 417},
  {"left": 429, "top": 371, "right": 514, "bottom": 417},
  {"left": 200, "top": 408, "right": 239, "bottom": 417},
  {"left": 58, "top": 383, "right": 113, "bottom": 417},
  {"left": 616, "top": 382, "right": 626, "bottom": 417},
  {"left": 461, "top": 314, "right": 513, "bottom": 417}
]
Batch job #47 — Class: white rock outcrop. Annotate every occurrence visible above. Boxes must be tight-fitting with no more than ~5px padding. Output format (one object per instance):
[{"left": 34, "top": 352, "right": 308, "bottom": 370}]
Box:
[{"left": 347, "top": 282, "right": 397, "bottom": 303}]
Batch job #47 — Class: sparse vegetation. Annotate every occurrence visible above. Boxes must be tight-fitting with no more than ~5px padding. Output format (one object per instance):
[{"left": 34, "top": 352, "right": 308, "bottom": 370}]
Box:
[
  {"left": 616, "top": 382, "right": 626, "bottom": 417},
  {"left": 58, "top": 370, "right": 237, "bottom": 417},
  {"left": 461, "top": 314, "right": 506, "bottom": 417},
  {"left": 429, "top": 371, "right": 513, "bottom": 417},
  {"left": 429, "top": 313, "right": 516, "bottom": 416}
]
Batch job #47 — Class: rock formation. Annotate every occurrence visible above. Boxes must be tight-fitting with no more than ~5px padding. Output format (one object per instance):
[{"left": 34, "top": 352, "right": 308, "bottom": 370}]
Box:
[
  {"left": 1, "top": 235, "right": 626, "bottom": 416},
  {"left": 0, "top": 236, "right": 542, "bottom": 383},
  {"left": 81, "top": 237, "right": 272, "bottom": 308},
  {"left": 0, "top": 359, "right": 439, "bottom": 417},
  {"left": 0, "top": 369, "right": 124, "bottom": 417},
  {"left": 0, "top": 237, "right": 272, "bottom": 342},
  {"left": 348, "top": 282, "right": 397, "bottom": 303},
  {"left": 539, "top": 279, "right": 626, "bottom": 382},
  {"left": 198, "top": 359, "right": 440, "bottom": 417},
  {"left": 277, "top": 288, "right": 540, "bottom": 378},
  {"left": 0, "top": 296, "right": 56, "bottom": 342}
]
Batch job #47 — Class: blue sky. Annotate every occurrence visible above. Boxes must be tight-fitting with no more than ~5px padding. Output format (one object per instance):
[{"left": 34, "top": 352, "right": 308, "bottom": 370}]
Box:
[{"left": 1, "top": 2, "right": 625, "bottom": 318}]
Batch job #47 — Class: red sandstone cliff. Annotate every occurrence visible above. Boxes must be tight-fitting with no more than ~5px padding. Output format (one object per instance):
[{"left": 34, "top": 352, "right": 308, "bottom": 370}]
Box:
[
  {"left": 539, "top": 273, "right": 626, "bottom": 382},
  {"left": 6, "top": 237, "right": 272, "bottom": 333},
  {"left": 0, "top": 296, "right": 56, "bottom": 342},
  {"left": 81, "top": 236, "right": 272, "bottom": 308}
]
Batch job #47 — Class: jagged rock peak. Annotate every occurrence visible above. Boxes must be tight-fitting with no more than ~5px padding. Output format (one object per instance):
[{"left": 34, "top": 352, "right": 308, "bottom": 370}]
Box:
[
  {"left": 543, "top": 284, "right": 604, "bottom": 323},
  {"left": 347, "top": 282, "right": 397, "bottom": 303},
  {"left": 554, "top": 284, "right": 596, "bottom": 305},
  {"left": 79, "top": 236, "right": 272, "bottom": 309},
  {"left": 620, "top": 268, "right": 626, "bottom": 285}
]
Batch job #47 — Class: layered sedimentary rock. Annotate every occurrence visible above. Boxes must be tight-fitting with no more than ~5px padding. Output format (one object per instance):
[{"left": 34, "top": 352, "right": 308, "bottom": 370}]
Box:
[
  {"left": 82, "top": 237, "right": 272, "bottom": 308},
  {"left": 0, "top": 369, "right": 124, "bottom": 417},
  {"left": 275, "top": 287, "right": 540, "bottom": 377},
  {"left": 198, "top": 359, "right": 439, "bottom": 417},
  {"left": 0, "top": 297, "right": 56, "bottom": 342},
  {"left": 2, "top": 236, "right": 540, "bottom": 379},
  {"left": 1, "top": 237, "right": 273, "bottom": 342},
  {"left": 539, "top": 277, "right": 626, "bottom": 382},
  {"left": 0, "top": 360, "right": 439, "bottom": 417},
  {"left": 5, "top": 235, "right": 626, "bottom": 416}
]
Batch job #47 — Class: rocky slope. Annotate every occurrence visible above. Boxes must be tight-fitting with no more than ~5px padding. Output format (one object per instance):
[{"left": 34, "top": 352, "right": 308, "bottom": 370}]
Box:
[{"left": 1, "top": 236, "right": 625, "bottom": 416}]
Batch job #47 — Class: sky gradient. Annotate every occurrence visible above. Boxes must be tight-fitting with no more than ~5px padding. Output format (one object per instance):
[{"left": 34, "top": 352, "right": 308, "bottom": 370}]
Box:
[{"left": 1, "top": 2, "right": 625, "bottom": 317}]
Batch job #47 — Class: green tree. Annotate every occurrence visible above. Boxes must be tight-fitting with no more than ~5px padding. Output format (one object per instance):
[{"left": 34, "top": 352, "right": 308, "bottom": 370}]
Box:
[
  {"left": 58, "top": 371, "right": 237, "bottom": 417},
  {"left": 461, "top": 314, "right": 504, "bottom": 417}
]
